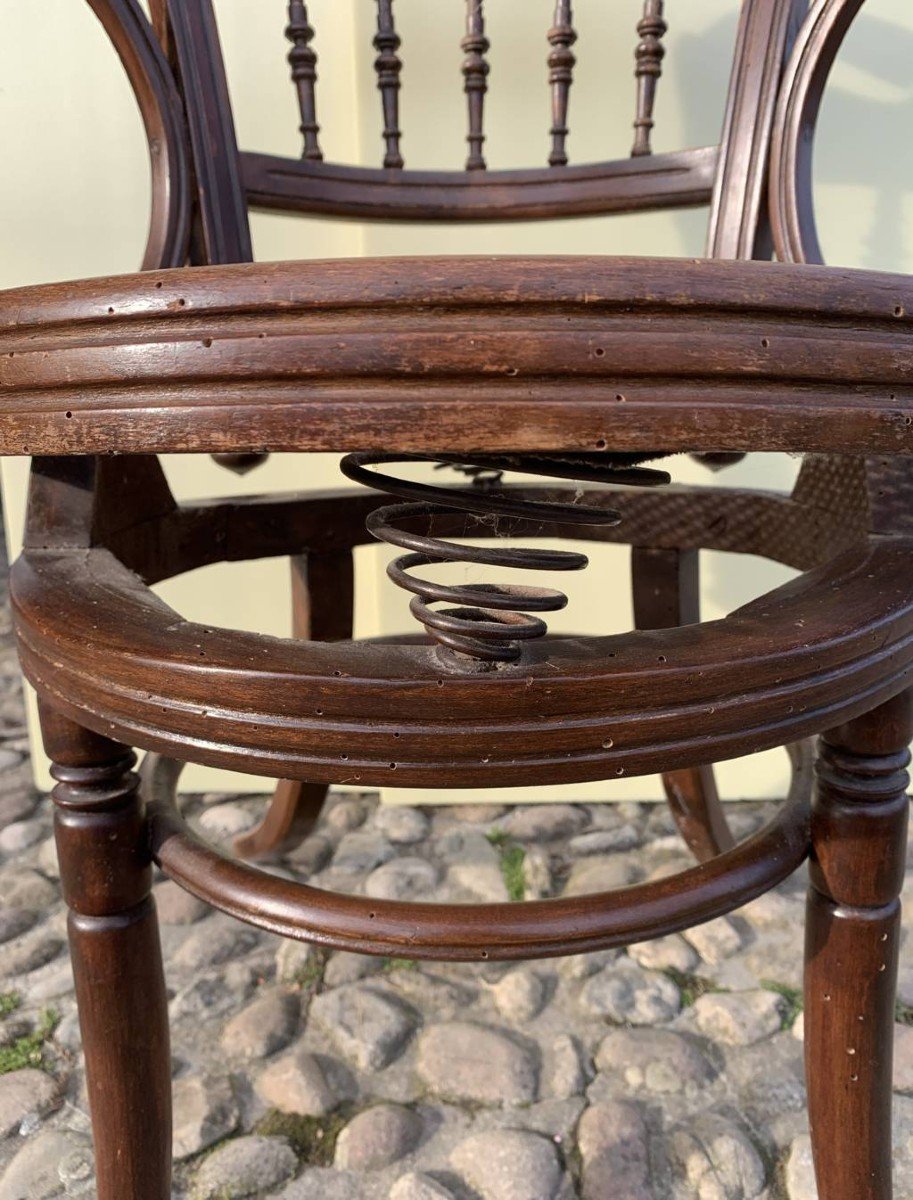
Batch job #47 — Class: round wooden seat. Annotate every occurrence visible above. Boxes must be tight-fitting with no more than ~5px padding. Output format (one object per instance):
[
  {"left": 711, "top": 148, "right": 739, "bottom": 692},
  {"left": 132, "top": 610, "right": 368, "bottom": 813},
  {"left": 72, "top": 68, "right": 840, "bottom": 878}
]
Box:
[
  {"left": 14, "top": 513, "right": 913, "bottom": 788},
  {"left": 2, "top": 255, "right": 913, "bottom": 459}
]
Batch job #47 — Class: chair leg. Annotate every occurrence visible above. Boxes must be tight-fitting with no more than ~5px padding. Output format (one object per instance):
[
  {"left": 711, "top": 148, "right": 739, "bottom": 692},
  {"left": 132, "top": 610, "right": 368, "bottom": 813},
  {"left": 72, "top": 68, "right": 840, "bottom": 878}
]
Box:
[
  {"left": 804, "top": 688, "right": 912, "bottom": 1200},
  {"left": 661, "top": 764, "right": 735, "bottom": 863},
  {"left": 233, "top": 779, "right": 329, "bottom": 860},
  {"left": 631, "top": 546, "right": 734, "bottom": 860},
  {"left": 41, "top": 705, "right": 171, "bottom": 1200},
  {"left": 236, "top": 549, "right": 354, "bottom": 860}
]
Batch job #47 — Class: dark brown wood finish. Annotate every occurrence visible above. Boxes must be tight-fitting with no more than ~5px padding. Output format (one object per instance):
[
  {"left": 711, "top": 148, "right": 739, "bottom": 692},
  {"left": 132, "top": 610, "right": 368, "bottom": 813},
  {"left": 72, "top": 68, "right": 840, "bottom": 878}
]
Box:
[
  {"left": 3, "top": 256, "right": 913, "bottom": 459},
  {"left": 42, "top": 705, "right": 171, "bottom": 1199},
  {"left": 15, "top": 444, "right": 913, "bottom": 789},
  {"left": 462, "top": 0, "right": 490, "bottom": 172},
  {"left": 631, "top": 0, "right": 666, "bottom": 158},
  {"left": 374, "top": 0, "right": 404, "bottom": 169},
  {"left": 163, "top": 0, "right": 252, "bottom": 265},
  {"left": 547, "top": 0, "right": 577, "bottom": 167},
  {"left": 287, "top": 0, "right": 323, "bottom": 163},
  {"left": 224, "top": 0, "right": 797, "bottom": 226},
  {"left": 770, "top": 0, "right": 863, "bottom": 266},
  {"left": 84, "top": 0, "right": 191, "bottom": 269},
  {"left": 805, "top": 689, "right": 913, "bottom": 1200},
  {"left": 233, "top": 548, "right": 354, "bottom": 860},
  {"left": 241, "top": 145, "right": 719, "bottom": 221},
  {"left": 631, "top": 546, "right": 736, "bottom": 862},
  {"left": 8, "top": 1, "right": 913, "bottom": 1196},
  {"left": 143, "top": 747, "right": 813, "bottom": 960}
]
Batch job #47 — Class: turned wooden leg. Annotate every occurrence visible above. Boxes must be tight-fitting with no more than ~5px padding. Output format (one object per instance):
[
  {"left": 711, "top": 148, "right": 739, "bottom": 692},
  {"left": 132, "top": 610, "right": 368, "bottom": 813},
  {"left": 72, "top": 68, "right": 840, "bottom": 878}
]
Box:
[
  {"left": 236, "top": 549, "right": 354, "bottom": 860},
  {"left": 631, "top": 546, "right": 734, "bottom": 861},
  {"left": 41, "top": 705, "right": 171, "bottom": 1200},
  {"left": 805, "top": 688, "right": 912, "bottom": 1200}
]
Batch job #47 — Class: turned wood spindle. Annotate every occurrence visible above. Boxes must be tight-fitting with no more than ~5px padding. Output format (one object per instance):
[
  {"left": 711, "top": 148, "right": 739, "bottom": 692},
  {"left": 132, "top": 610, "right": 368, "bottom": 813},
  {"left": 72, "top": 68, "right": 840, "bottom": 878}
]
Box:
[
  {"left": 632, "top": 0, "right": 666, "bottom": 157},
  {"left": 547, "top": 0, "right": 577, "bottom": 167},
  {"left": 374, "top": 0, "right": 404, "bottom": 168},
  {"left": 286, "top": 0, "right": 322, "bottom": 162},
  {"left": 42, "top": 707, "right": 171, "bottom": 1200},
  {"left": 462, "top": 0, "right": 490, "bottom": 171}
]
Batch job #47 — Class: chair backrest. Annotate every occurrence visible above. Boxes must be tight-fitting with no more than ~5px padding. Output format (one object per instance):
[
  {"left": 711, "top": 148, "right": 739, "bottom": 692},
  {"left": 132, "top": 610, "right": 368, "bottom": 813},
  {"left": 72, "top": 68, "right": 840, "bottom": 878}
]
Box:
[{"left": 143, "top": 0, "right": 806, "bottom": 267}]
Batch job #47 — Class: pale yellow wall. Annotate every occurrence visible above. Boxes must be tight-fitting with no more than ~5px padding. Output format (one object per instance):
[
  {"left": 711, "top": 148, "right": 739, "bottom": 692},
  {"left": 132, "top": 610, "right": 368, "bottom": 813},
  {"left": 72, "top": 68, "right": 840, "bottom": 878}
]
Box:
[{"left": 2, "top": 1, "right": 912, "bottom": 802}]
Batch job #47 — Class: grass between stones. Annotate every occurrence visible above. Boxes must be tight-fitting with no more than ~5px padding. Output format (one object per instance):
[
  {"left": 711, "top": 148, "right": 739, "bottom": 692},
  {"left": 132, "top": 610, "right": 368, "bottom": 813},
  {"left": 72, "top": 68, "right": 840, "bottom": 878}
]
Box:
[
  {"left": 661, "top": 969, "right": 722, "bottom": 1007},
  {"left": 0, "top": 1004, "right": 59, "bottom": 1074},
  {"left": 383, "top": 957, "right": 419, "bottom": 973},
  {"left": 290, "top": 948, "right": 327, "bottom": 991},
  {"left": 253, "top": 1107, "right": 352, "bottom": 1165},
  {"left": 0, "top": 992, "right": 20, "bottom": 1018},
  {"left": 486, "top": 830, "right": 527, "bottom": 902},
  {"left": 761, "top": 979, "right": 804, "bottom": 1030}
]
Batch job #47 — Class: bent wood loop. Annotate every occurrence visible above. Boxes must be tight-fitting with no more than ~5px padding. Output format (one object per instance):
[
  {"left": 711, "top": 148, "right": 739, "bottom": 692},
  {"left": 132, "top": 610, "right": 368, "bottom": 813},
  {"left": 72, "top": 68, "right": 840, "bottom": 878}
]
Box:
[
  {"left": 770, "top": 0, "right": 866, "bottom": 265},
  {"left": 144, "top": 747, "right": 812, "bottom": 961},
  {"left": 84, "top": 0, "right": 191, "bottom": 269}
]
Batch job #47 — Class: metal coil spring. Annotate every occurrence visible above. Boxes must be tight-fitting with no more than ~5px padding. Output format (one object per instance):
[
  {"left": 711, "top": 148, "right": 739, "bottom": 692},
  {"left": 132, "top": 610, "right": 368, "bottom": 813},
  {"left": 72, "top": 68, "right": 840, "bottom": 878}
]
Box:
[{"left": 341, "top": 451, "right": 670, "bottom": 664}]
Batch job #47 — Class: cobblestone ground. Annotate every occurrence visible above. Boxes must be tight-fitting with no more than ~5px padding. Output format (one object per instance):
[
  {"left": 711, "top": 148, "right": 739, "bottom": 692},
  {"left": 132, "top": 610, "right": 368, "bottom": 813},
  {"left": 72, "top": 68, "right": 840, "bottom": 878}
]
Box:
[{"left": 1, "top": 574, "right": 912, "bottom": 1198}]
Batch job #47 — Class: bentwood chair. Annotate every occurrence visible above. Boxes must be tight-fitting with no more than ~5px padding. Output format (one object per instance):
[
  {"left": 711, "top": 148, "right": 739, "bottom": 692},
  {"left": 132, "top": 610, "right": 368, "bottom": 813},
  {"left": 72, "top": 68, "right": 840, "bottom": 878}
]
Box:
[{"left": 4, "top": 2, "right": 913, "bottom": 1198}]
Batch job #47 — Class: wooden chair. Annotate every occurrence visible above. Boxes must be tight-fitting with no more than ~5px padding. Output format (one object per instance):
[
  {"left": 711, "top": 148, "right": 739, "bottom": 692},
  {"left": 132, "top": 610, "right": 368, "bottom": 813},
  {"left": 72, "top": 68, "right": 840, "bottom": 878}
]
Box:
[
  {"left": 159, "top": 0, "right": 788, "bottom": 865},
  {"left": 3, "top": 1, "right": 912, "bottom": 1198}
]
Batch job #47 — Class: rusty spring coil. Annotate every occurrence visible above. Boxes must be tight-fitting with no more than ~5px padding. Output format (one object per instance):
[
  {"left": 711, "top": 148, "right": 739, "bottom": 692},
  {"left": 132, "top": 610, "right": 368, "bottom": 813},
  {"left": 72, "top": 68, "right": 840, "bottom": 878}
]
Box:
[{"left": 341, "top": 452, "right": 670, "bottom": 664}]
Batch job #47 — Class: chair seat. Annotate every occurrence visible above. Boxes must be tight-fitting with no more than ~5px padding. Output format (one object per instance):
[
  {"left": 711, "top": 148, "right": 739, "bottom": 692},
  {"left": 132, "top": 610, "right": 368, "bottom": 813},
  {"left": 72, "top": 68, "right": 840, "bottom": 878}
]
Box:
[
  {"left": 13, "top": 531, "right": 913, "bottom": 788},
  {"left": 2, "top": 255, "right": 913, "bottom": 458}
]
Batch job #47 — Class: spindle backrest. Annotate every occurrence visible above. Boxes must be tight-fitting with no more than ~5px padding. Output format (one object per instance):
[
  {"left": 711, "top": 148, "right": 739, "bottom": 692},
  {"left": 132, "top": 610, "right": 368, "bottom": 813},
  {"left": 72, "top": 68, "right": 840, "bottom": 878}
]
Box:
[{"left": 146, "top": 0, "right": 806, "bottom": 267}]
